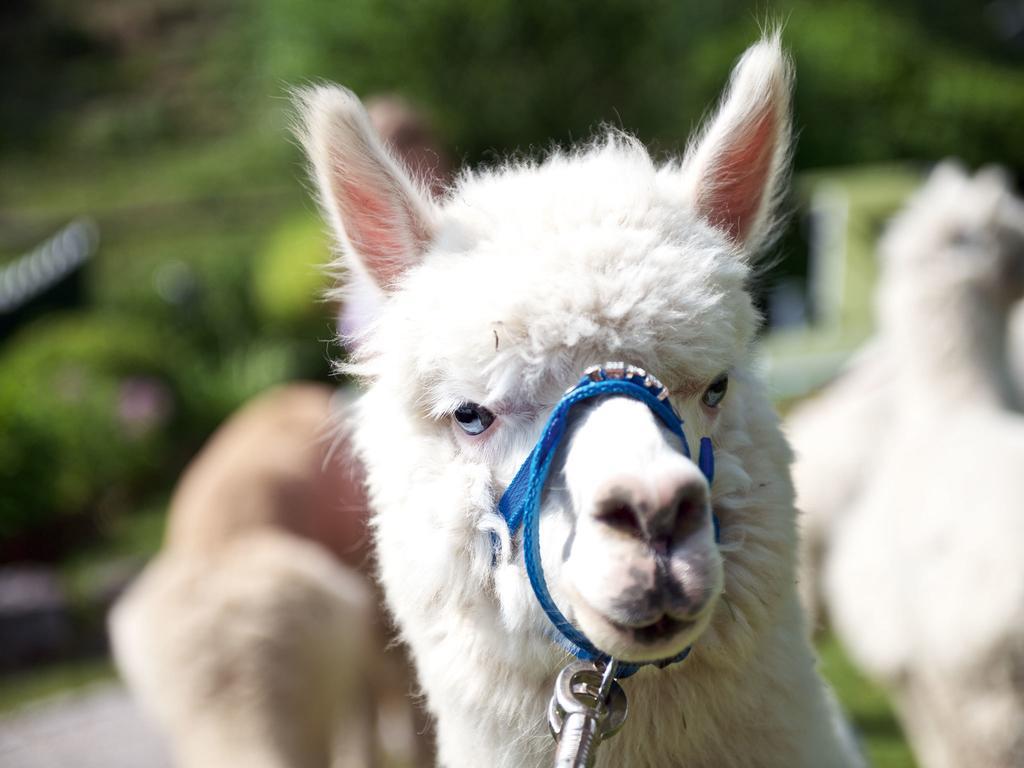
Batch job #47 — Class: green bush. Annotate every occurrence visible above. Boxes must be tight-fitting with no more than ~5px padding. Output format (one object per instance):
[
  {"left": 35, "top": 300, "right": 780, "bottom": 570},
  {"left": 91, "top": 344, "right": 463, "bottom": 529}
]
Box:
[
  {"left": 86, "top": 204, "right": 265, "bottom": 357},
  {"left": 251, "top": 210, "right": 335, "bottom": 340},
  {"left": 0, "top": 314, "right": 202, "bottom": 539},
  {"left": 252, "top": 0, "right": 1024, "bottom": 170},
  {"left": 782, "top": 2, "right": 1024, "bottom": 168},
  {"left": 256, "top": 0, "right": 725, "bottom": 160},
  {"left": 0, "top": 0, "right": 261, "bottom": 153},
  {"left": 9, "top": 0, "right": 1021, "bottom": 170},
  {"left": 0, "top": 310, "right": 320, "bottom": 544}
]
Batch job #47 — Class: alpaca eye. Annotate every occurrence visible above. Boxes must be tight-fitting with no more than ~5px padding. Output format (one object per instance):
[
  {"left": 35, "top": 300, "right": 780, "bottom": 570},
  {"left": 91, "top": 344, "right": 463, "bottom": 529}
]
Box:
[
  {"left": 702, "top": 375, "right": 729, "bottom": 408},
  {"left": 951, "top": 229, "right": 984, "bottom": 249},
  {"left": 453, "top": 403, "right": 496, "bottom": 436}
]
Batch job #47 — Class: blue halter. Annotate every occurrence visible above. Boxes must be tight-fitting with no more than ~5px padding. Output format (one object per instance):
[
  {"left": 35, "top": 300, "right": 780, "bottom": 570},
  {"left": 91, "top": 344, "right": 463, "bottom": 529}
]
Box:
[{"left": 496, "top": 363, "right": 719, "bottom": 678}]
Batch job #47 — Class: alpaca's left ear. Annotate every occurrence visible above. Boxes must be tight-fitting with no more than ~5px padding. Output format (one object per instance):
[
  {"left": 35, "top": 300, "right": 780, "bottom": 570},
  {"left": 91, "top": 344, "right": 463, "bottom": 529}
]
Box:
[{"left": 681, "top": 35, "right": 793, "bottom": 254}]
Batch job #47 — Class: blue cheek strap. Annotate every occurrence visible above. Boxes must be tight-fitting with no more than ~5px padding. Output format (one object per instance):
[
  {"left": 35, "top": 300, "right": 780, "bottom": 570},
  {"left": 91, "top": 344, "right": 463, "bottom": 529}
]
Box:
[{"left": 495, "top": 364, "right": 719, "bottom": 677}]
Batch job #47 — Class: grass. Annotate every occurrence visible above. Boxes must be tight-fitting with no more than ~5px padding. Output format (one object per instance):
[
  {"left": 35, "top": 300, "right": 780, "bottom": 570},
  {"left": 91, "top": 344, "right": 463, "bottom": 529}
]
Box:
[
  {"left": 817, "top": 633, "right": 918, "bottom": 767},
  {"left": 0, "top": 130, "right": 294, "bottom": 224},
  {"left": 0, "top": 658, "right": 116, "bottom": 715}
]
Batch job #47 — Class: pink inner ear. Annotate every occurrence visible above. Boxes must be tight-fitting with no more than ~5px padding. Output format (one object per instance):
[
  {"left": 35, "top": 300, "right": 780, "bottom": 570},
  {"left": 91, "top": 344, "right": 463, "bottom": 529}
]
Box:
[
  {"left": 700, "top": 103, "right": 777, "bottom": 245},
  {"left": 337, "top": 177, "right": 411, "bottom": 287}
]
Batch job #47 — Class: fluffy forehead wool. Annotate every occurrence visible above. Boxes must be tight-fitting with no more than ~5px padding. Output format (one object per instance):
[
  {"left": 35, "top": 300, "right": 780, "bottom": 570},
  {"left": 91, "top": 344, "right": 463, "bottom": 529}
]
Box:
[{"left": 354, "top": 135, "right": 760, "bottom": 407}]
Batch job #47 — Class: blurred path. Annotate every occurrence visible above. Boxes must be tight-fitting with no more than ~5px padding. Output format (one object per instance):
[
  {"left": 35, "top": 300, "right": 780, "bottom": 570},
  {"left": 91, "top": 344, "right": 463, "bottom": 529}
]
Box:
[{"left": 0, "top": 683, "right": 170, "bottom": 768}]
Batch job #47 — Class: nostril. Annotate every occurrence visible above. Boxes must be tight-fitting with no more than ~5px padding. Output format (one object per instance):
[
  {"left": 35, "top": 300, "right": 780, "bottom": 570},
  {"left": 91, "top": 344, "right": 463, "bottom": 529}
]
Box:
[
  {"left": 648, "top": 498, "right": 702, "bottom": 557},
  {"left": 596, "top": 500, "right": 644, "bottom": 538},
  {"left": 672, "top": 491, "right": 708, "bottom": 542},
  {"left": 676, "top": 497, "right": 698, "bottom": 522}
]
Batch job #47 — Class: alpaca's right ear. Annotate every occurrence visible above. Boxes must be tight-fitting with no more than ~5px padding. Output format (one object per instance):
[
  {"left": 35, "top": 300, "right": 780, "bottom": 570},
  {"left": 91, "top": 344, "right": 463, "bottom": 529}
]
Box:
[{"left": 295, "top": 86, "right": 436, "bottom": 292}]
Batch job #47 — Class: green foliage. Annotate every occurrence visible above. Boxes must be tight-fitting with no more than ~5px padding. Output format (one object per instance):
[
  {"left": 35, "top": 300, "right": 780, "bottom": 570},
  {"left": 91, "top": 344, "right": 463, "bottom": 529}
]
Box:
[
  {"left": 818, "top": 633, "right": 918, "bottom": 767},
  {"left": 251, "top": 210, "right": 334, "bottom": 339},
  {"left": 8, "top": 0, "right": 1021, "bottom": 170},
  {"left": 0, "top": 136, "right": 337, "bottom": 545},
  {"left": 783, "top": 2, "right": 1024, "bottom": 168},
  {"left": 0, "top": 309, "right": 310, "bottom": 542},
  {"left": 186, "top": 338, "right": 315, "bottom": 423},
  {"left": 255, "top": 0, "right": 735, "bottom": 160},
  {"left": 0, "top": 658, "right": 115, "bottom": 714},
  {"left": 252, "top": 0, "right": 1024, "bottom": 170},
  {"left": 0, "top": 0, "right": 259, "bottom": 153},
  {"left": 0, "top": 314, "right": 199, "bottom": 538},
  {"left": 88, "top": 216, "right": 257, "bottom": 355}
]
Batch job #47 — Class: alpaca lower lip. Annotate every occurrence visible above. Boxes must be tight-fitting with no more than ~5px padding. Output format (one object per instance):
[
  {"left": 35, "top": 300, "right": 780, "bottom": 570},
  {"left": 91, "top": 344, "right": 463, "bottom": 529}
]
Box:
[
  {"left": 566, "top": 583, "right": 706, "bottom": 657},
  {"left": 609, "top": 614, "right": 695, "bottom": 645}
]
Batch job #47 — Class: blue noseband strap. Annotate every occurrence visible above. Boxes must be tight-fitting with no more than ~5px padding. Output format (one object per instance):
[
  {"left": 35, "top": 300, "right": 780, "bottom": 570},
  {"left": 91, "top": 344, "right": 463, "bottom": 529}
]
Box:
[{"left": 495, "top": 365, "right": 719, "bottom": 677}]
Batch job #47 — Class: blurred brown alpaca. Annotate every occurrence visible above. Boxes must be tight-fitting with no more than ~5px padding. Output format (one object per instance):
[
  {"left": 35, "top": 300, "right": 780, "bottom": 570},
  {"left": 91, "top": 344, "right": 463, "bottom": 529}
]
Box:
[{"left": 111, "top": 383, "right": 432, "bottom": 768}]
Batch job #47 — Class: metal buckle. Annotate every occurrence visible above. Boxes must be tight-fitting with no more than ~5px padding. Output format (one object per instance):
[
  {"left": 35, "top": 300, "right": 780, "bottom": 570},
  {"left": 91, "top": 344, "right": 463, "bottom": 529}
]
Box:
[{"left": 548, "top": 659, "right": 628, "bottom": 767}]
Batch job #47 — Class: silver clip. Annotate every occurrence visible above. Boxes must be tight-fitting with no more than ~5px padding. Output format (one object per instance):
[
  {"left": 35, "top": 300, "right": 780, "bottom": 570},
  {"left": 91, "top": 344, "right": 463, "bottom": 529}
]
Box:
[{"left": 548, "top": 659, "right": 628, "bottom": 768}]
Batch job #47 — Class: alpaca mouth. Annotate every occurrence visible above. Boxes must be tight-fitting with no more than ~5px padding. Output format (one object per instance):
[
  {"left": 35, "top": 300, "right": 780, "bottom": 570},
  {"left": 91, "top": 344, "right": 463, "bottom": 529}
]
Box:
[
  {"left": 567, "top": 583, "right": 708, "bottom": 661},
  {"left": 609, "top": 614, "right": 696, "bottom": 646}
]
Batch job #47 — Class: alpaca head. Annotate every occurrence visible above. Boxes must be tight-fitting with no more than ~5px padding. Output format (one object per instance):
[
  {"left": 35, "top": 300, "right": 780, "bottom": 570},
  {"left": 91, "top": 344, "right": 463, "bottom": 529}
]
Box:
[
  {"left": 298, "top": 37, "right": 792, "bottom": 665},
  {"left": 882, "top": 162, "right": 1024, "bottom": 308}
]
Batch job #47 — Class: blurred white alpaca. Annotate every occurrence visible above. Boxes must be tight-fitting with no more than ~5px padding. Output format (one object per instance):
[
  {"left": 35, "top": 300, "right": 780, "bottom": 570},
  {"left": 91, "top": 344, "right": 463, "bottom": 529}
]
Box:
[
  {"left": 299, "top": 37, "right": 858, "bottom": 767},
  {"left": 789, "top": 164, "right": 1024, "bottom": 632},
  {"left": 803, "top": 163, "right": 1024, "bottom": 767},
  {"left": 1011, "top": 302, "right": 1024, "bottom": 409},
  {"left": 788, "top": 340, "right": 891, "bottom": 629}
]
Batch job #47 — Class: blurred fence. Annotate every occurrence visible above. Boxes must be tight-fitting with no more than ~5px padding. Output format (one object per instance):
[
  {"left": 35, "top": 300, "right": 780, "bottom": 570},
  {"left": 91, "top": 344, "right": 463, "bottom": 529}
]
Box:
[{"left": 760, "top": 165, "right": 923, "bottom": 401}]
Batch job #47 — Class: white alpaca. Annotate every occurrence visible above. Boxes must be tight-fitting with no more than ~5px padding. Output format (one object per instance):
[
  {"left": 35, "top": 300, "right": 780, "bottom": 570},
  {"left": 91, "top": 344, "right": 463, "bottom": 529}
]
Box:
[
  {"left": 1011, "top": 302, "right": 1024, "bottom": 410},
  {"left": 788, "top": 164, "right": 1024, "bottom": 632},
  {"left": 299, "top": 37, "right": 858, "bottom": 767},
  {"left": 787, "top": 341, "right": 892, "bottom": 630},
  {"left": 819, "top": 164, "right": 1024, "bottom": 768}
]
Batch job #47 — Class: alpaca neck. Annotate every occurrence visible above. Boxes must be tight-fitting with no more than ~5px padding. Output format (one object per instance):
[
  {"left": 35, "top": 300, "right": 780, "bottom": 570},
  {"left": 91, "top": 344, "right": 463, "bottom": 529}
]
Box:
[{"left": 882, "top": 274, "right": 1015, "bottom": 410}]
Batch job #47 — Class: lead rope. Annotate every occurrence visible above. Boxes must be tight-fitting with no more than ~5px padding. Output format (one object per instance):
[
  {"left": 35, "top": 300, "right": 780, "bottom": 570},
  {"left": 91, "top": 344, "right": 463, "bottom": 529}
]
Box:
[{"left": 548, "top": 659, "right": 628, "bottom": 767}]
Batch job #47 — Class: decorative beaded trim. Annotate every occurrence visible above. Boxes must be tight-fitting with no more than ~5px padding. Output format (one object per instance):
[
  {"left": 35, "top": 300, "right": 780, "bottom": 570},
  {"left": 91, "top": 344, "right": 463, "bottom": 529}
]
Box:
[{"left": 579, "top": 363, "right": 670, "bottom": 401}]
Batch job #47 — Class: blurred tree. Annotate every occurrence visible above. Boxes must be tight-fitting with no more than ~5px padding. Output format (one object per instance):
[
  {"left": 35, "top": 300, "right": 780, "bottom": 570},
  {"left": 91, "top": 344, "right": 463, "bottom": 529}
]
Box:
[
  {"left": 0, "top": 0, "right": 255, "bottom": 152},
  {"left": 4, "top": 0, "right": 1022, "bottom": 170},
  {"left": 251, "top": 0, "right": 1024, "bottom": 171}
]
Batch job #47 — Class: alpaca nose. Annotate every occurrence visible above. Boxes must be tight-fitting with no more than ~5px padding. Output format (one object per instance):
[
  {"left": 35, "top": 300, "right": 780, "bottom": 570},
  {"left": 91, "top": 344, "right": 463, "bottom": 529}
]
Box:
[{"left": 593, "top": 474, "right": 710, "bottom": 554}]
